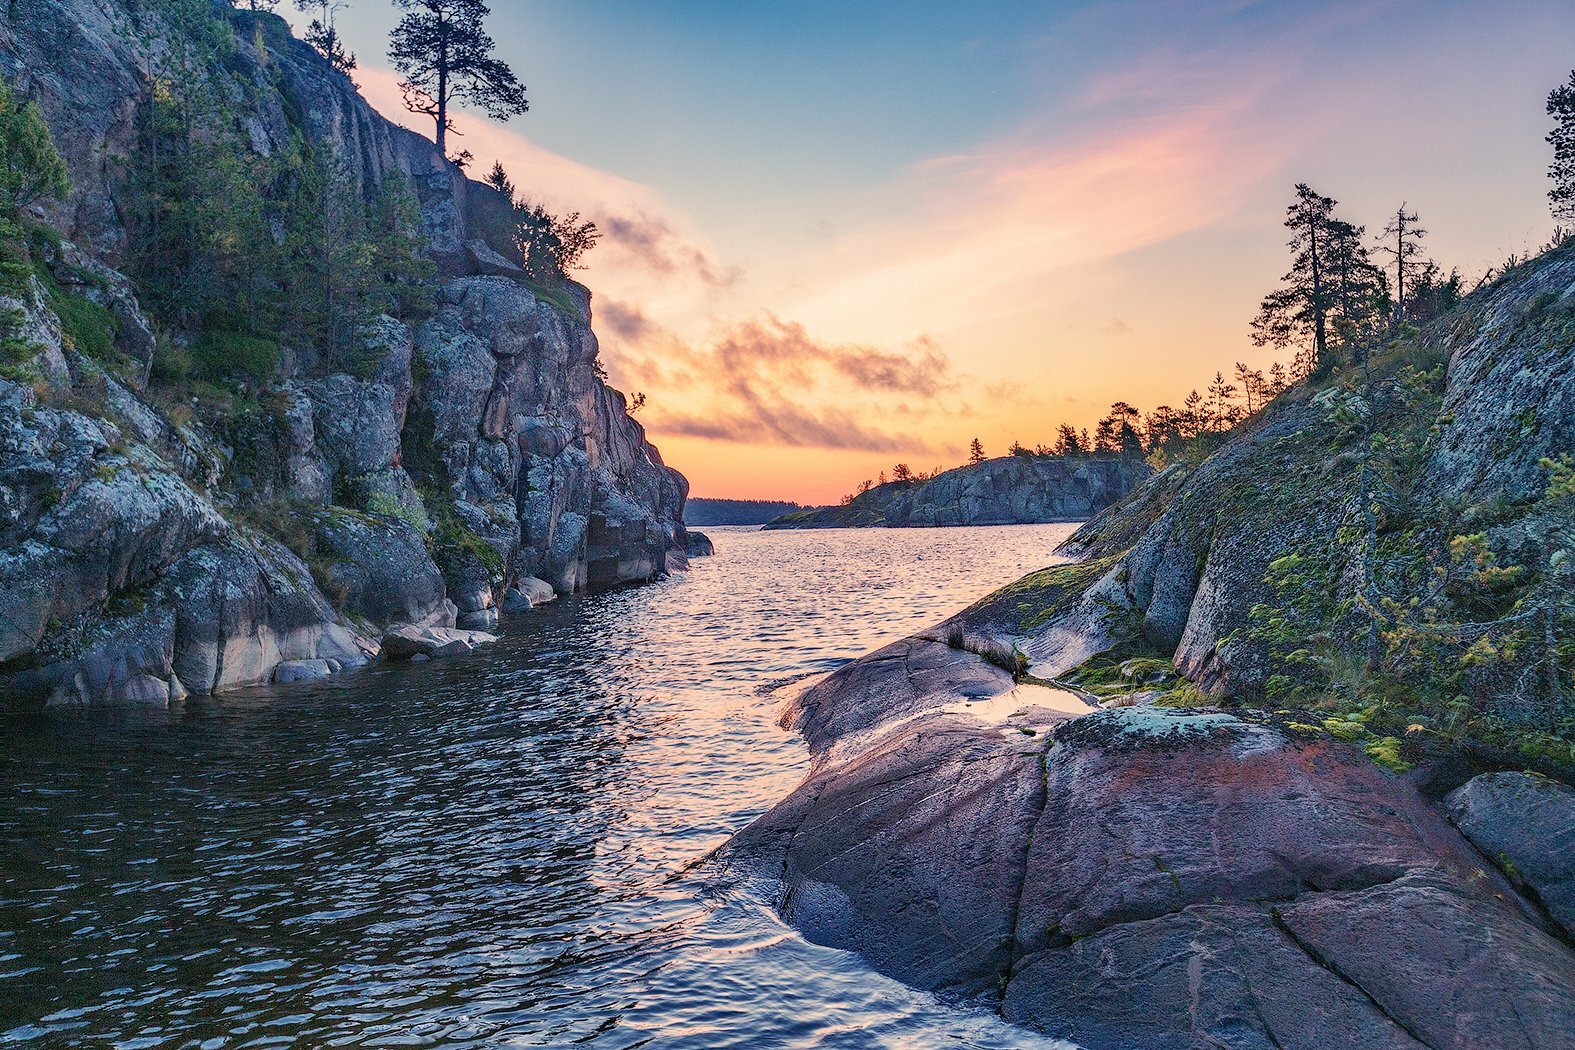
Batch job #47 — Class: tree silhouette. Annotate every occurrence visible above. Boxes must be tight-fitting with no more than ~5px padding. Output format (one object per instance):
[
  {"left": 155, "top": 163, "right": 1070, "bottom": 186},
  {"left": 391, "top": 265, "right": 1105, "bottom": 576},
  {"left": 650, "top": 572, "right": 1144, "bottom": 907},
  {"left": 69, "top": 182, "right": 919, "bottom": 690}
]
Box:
[
  {"left": 484, "top": 160, "right": 515, "bottom": 202},
  {"left": 1548, "top": 69, "right": 1575, "bottom": 220},
  {"left": 389, "top": 0, "right": 528, "bottom": 159},
  {"left": 969, "top": 437, "right": 985, "bottom": 464},
  {"left": 1252, "top": 184, "right": 1338, "bottom": 374},
  {"left": 298, "top": 1, "right": 357, "bottom": 81},
  {"left": 1377, "top": 205, "right": 1426, "bottom": 320}
]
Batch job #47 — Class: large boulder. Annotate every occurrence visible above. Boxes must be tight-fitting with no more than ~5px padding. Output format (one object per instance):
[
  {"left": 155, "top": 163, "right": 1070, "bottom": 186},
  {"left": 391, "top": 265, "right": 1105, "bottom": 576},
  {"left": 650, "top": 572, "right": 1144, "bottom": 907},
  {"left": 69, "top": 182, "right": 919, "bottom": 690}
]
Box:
[
  {"left": 314, "top": 509, "right": 448, "bottom": 628},
  {"left": 380, "top": 623, "right": 497, "bottom": 660}
]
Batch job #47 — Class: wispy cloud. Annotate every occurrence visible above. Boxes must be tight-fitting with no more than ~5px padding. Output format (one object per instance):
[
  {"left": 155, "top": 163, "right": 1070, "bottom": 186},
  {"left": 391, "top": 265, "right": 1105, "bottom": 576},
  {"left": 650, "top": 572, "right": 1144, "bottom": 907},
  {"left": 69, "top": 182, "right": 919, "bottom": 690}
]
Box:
[
  {"left": 599, "top": 212, "right": 739, "bottom": 287},
  {"left": 604, "top": 310, "right": 954, "bottom": 452}
]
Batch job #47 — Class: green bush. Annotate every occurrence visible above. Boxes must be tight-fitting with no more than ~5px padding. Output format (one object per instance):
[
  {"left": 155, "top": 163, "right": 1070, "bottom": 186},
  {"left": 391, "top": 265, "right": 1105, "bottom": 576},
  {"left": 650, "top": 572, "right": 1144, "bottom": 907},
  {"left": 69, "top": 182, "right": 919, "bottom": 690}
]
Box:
[
  {"left": 193, "top": 330, "right": 279, "bottom": 382},
  {"left": 47, "top": 287, "right": 117, "bottom": 362}
]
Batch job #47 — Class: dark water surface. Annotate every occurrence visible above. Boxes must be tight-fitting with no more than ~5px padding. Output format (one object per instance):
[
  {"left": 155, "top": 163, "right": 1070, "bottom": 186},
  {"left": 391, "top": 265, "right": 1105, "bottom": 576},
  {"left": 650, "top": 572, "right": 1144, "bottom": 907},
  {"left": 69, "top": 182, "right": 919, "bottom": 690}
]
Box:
[{"left": 2, "top": 525, "right": 1081, "bottom": 1048}]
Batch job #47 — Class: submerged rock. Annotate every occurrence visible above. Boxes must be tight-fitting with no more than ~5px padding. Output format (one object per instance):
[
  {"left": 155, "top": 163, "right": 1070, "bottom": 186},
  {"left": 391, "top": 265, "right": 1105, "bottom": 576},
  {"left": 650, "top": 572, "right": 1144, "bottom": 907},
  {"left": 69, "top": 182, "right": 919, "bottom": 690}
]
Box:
[
  {"left": 272, "top": 659, "right": 333, "bottom": 684},
  {"left": 380, "top": 624, "right": 498, "bottom": 660}
]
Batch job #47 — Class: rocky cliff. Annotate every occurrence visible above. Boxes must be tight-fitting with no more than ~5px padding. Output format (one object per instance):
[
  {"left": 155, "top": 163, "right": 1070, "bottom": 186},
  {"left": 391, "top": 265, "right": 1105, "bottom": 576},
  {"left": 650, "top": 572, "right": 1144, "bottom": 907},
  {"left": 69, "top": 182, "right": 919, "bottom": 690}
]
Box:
[
  {"left": 724, "top": 243, "right": 1575, "bottom": 1044},
  {"left": 0, "top": 1, "right": 690, "bottom": 707},
  {"left": 764, "top": 455, "right": 1149, "bottom": 529}
]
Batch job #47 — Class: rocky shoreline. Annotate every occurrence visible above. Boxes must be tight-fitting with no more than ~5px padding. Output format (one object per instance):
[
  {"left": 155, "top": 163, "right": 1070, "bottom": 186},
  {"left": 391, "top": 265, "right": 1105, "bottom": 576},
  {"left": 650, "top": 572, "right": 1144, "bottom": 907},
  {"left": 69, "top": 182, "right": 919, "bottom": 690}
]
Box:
[
  {"left": 764, "top": 456, "right": 1149, "bottom": 529},
  {"left": 726, "top": 243, "right": 1575, "bottom": 1046},
  {"left": 722, "top": 587, "right": 1575, "bottom": 1048},
  {"left": 0, "top": 2, "right": 691, "bottom": 708}
]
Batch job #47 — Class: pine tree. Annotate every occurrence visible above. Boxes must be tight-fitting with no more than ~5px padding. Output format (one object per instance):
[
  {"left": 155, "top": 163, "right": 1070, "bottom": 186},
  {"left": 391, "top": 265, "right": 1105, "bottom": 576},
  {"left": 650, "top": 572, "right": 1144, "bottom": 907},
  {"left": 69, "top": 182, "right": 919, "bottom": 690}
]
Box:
[
  {"left": 298, "top": 1, "right": 358, "bottom": 81},
  {"left": 1326, "top": 218, "right": 1385, "bottom": 348},
  {"left": 1206, "top": 371, "right": 1239, "bottom": 430},
  {"left": 1252, "top": 184, "right": 1338, "bottom": 373},
  {"left": 1548, "top": 70, "right": 1575, "bottom": 221},
  {"left": 968, "top": 437, "right": 985, "bottom": 464},
  {"left": 0, "top": 82, "right": 69, "bottom": 216},
  {"left": 1181, "top": 389, "right": 1204, "bottom": 439},
  {"left": 389, "top": 0, "right": 528, "bottom": 159},
  {"left": 1053, "top": 423, "right": 1081, "bottom": 456},
  {"left": 484, "top": 160, "right": 515, "bottom": 202},
  {"left": 1377, "top": 205, "right": 1427, "bottom": 322}
]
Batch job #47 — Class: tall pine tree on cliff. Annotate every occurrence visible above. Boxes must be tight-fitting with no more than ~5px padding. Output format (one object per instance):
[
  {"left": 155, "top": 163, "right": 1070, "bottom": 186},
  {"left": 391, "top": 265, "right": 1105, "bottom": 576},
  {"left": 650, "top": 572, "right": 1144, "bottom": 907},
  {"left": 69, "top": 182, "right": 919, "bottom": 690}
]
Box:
[
  {"left": 1251, "top": 184, "right": 1338, "bottom": 375},
  {"left": 1548, "top": 69, "right": 1575, "bottom": 220},
  {"left": 389, "top": 0, "right": 528, "bottom": 160}
]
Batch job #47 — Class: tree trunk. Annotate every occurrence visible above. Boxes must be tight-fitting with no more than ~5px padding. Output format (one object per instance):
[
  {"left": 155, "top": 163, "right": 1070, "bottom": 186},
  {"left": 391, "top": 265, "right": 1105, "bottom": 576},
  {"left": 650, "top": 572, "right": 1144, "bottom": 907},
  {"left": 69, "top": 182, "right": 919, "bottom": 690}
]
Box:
[{"left": 1309, "top": 216, "right": 1327, "bottom": 369}]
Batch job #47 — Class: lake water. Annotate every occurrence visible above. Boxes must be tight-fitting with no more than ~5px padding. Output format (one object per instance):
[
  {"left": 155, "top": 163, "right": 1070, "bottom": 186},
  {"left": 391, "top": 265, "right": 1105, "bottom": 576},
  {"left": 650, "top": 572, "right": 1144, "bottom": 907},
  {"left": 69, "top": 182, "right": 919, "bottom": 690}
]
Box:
[{"left": 1, "top": 524, "right": 1082, "bottom": 1048}]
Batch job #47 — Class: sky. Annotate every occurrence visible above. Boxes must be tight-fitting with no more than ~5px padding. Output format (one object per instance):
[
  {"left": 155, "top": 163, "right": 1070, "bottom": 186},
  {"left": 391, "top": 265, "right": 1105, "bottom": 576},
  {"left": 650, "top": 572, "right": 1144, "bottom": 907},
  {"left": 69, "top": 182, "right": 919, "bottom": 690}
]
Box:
[{"left": 314, "top": 0, "right": 1575, "bottom": 504}]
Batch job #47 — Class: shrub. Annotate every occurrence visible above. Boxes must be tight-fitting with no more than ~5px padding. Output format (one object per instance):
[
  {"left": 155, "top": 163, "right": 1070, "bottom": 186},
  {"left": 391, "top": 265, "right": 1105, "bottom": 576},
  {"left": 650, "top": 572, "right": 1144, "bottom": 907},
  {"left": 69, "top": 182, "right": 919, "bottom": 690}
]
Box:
[
  {"left": 192, "top": 330, "right": 279, "bottom": 382},
  {"left": 47, "top": 287, "right": 117, "bottom": 362}
]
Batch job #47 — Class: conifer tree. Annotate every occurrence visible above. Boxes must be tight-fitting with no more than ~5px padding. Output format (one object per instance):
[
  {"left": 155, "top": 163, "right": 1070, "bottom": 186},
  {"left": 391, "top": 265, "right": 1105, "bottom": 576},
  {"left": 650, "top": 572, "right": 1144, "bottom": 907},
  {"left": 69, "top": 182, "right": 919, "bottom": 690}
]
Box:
[
  {"left": 1548, "top": 69, "right": 1575, "bottom": 220},
  {"left": 1251, "top": 184, "right": 1338, "bottom": 374},
  {"left": 297, "top": 1, "right": 358, "bottom": 81},
  {"left": 1053, "top": 423, "right": 1081, "bottom": 456},
  {"left": 0, "top": 82, "right": 68, "bottom": 216},
  {"left": 484, "top": 160, "right": 515, "bottom": 202},
  {"left": 968, "top": 437, "right": 985, "bottom": 464},
  {"left": 1377, "top": 205, "right": 1427, "bottom": 321},
  {"left": 389, "top": 0, "right": 528, "bottom": 159}
]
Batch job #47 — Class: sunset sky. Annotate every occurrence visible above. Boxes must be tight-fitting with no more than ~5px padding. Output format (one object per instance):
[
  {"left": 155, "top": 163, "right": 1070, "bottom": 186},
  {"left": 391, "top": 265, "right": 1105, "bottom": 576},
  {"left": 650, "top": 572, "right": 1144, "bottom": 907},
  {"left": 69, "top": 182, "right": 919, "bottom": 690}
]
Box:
[{"left": 318, "top": 0, "right": 1575, "bottom": 504}]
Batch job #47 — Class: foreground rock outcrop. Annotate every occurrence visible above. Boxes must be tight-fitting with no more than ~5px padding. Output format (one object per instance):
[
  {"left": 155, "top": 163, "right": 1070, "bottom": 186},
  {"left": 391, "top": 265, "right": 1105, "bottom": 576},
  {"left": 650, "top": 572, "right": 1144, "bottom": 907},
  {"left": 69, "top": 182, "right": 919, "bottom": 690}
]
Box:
[
  {"left": 0, "top": 2, "right": 689, "bottom": 706},
  {"left": 725, "top": 619, "right": 1575, "bottom": 1047},
  {"left": 764, "top": 455, "right": 1149, "bottom": 529}
]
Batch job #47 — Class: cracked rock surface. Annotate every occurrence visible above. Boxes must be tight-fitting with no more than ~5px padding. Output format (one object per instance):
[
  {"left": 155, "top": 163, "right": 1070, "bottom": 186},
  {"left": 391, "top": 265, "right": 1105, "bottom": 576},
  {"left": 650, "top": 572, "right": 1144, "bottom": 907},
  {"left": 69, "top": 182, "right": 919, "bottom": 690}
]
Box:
[{"left": 724, "top": 640, "right": 1575, "bottom": 1049}]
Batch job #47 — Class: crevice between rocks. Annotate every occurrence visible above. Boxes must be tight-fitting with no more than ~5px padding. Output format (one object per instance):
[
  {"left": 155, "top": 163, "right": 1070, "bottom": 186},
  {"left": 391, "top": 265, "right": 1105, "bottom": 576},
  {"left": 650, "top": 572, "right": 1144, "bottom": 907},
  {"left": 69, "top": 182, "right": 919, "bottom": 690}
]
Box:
[
  {"left": 1269, "top": 907, "right": 1437, "bottom": 1050},
  {"left": 996, "top": 741, "right": 1053, "bottom": 1005},
  {"left": 1444, "top": 813, "right": 1575, "bottom": 951}
]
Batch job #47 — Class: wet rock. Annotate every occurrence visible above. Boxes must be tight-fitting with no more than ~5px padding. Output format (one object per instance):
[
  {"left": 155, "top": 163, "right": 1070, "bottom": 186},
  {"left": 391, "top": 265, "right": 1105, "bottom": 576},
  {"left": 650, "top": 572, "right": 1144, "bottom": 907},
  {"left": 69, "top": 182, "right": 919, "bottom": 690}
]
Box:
[
  {"left": 685, "top": 529, "right": 715, "bottom": 557},
  {"left": 273, "top": 659, "right": 333, "bottom": 684},
  {"left": 456, "top": 607, "right": 499, "bottom": 630},
  {"left": 380, "top": 624, "right": 497, "bottom": 660},
  {"left": 1003, "top": 905, "right": 1426, "bottom": 1049},
  {"left": 1275, "top": 872, "right": 1575, "bottom": 1050},
  {"left": 501, "top": 576, "right": 555, "bottom": 613},
  {"left": 1448, "top": 771, "right": 1575, "bottom": 937},
  {"left": 727, "top": 660, "right": 1575, "bottom": 1049}
]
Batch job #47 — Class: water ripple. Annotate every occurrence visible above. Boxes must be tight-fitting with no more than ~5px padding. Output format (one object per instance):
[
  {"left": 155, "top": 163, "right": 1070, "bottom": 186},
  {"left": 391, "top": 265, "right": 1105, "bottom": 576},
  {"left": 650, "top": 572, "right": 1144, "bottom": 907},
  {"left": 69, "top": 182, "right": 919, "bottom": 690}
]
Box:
[{"left": 2, "top": 524, "right": 1081, "bottom": 1048}]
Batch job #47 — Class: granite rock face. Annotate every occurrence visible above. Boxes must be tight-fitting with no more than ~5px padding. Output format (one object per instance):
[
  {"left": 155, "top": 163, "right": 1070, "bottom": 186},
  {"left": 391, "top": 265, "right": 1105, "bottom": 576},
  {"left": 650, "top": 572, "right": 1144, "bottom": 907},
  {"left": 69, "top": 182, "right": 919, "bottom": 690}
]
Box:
[
  {"left": 1448, "top": 771, "right": 1575, "bottom": 938},
  {"left": 1048, "top": 249, "right": 1575, "bottom": 709},
  {"left": 415, "top": 277, "right": 688, "bottom": 596},
  {"left": 764, "top": 456, "right": 1149, "bottom": 529},
  {"left": 727, "top": 634, "right": 1575, "bottom": 1048},
  {"left": 0, "top": 0, "right": 689, "bottom": 706}
]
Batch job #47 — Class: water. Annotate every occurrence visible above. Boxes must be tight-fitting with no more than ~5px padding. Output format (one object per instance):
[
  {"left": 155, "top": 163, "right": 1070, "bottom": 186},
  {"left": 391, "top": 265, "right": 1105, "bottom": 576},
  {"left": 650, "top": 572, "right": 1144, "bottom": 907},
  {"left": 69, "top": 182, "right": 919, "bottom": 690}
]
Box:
[{"left": 1, "top": 524, "right": 1081, "bottom": 1048}]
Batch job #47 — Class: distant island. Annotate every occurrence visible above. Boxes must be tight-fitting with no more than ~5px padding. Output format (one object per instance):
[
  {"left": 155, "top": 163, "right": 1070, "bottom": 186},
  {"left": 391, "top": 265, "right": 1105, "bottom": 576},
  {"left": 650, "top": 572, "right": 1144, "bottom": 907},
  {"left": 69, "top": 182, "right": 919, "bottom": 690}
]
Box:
[
  {"left": 685, "top": 498, "right": 805, "bottom": 526},
  {"left": 764, "top": 454, "right": 1149, "bottom": 529}
]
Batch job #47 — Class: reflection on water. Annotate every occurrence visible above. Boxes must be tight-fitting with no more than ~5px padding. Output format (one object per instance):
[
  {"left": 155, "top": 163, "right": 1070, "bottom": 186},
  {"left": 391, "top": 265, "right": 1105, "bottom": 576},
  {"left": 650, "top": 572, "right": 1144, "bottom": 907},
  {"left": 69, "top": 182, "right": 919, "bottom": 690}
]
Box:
[{"left": 1, "top": 525, "right": 1081, "bottom": 1048}]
